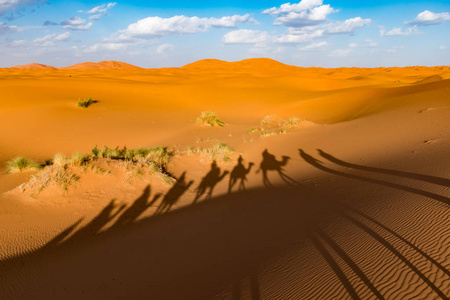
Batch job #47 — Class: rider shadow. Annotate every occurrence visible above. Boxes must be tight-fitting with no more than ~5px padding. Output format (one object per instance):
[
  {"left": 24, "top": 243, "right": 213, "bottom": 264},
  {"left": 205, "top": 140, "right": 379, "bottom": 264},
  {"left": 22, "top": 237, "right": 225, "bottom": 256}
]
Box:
[
  {"left": 257, "top": 149, "right": 299, "bottom": 188},
  {"left": 228, "top": 156, "right": 254, "bottom": 193},
  {"left": 113, "top": 185, "right": 161, "bottom": 228},
  {"left": 155, "top": 172, "right": 193, "bottom": 215},
  {"left": 66, "top": 199, "right": 126, "bottom": 242},
  {"left": 193, "top": 161, "right": 229, "bottom": 204}
]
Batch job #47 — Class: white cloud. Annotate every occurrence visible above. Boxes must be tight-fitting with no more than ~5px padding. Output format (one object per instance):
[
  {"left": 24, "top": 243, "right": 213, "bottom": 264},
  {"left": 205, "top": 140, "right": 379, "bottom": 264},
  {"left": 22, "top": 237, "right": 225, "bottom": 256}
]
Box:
[
  {"left": 329, "top": 48, "right": 352, "bottom": 57},
  {"left": 264, "top": 0, "right": 336, "bottom": 27},
  {"left": 0, "top": 21, "right": 19, "bottom": 34},
  {"left": 84, "top": 42, "right": 127, "bottom": 53},
  {"left": 299, "top": 41, "right": 328, "bottom": 51},
  {"left": 263, "top": 0, "right": 325, "bottom": 15},
  {"left": 438, "top": 45, "right": 447, "bottom": 51},
  {"left": 87, "top": 2, "right": 116, "bottom": 14},
  {"left": 61, "top": 16, "right": 93, "bottom": 30},
  {"left": 82, "top": 2, "right": 116, "bottom": 20},
  {"left": 0, "top": 0, "right": 45, "bottom": 16},
  {"left": 33, "top": 32, "right": 70, "bottom": 46},
  {"left": 156, "top": 43, "right": 174, "bottom": 54},
  {"left": 383, "top": 26, "right": 420, "bottom": 36},
  {"left": 222, "top": 15, "right": 369, "bottom": 47},
  {"left": 348, "top": 42, "right": 358, "bottom": 48},
  {"left": 408, "top": 10, "right": 450, "bottom": 26},
  {"left": 324, "top": 17, "right": 371, "bottom": 34},
  {"left": 89, "top": 14, "right": 101, "bottom": 20},
  {"left": 222, "top": 29, "right": 270, "bottom": 44},
  {"left": 119, "top": 14, "right": 258, "bottom": 38}
]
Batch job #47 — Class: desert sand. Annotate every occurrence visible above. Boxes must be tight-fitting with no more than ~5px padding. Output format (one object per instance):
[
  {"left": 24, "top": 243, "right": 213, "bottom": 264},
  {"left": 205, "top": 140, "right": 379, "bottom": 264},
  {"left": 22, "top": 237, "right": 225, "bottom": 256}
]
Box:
[{"left": 0, "top": 59, "right": 449, "bottom": 299}]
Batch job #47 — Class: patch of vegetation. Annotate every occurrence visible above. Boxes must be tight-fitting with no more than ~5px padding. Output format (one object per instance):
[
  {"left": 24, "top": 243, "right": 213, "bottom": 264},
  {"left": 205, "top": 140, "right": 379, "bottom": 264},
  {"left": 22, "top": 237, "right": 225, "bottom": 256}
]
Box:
[
  {"left": 284, "top": 117, "right": 304, "bottom": 129},
  {"left": 249, "top": 115, "right": 306, "bottom": 138},
  {"left": 195, "top": 111, "right": 225, "bottom": 127},
  {"left": 77, "top": 98, "right": 95, "bottom": 108},
  {"left": 6, "top": 157, "right": 41, "bottom": 173},
  {"left": 186, "top": 142, "right": 234, "bottom": 162},
  {"left": 14, "top": 145, "right": 175, "bottom": 194}
]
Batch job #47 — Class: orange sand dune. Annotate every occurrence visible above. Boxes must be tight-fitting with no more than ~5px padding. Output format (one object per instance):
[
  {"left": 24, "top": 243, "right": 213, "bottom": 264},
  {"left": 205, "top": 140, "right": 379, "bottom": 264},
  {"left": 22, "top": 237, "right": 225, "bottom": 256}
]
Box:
[
  {"left": 0, "top": 58, "right": 449, "bottom": 299},
  {"left": 11, "top": 63, "right": 57, "bottom": 69},
  {"left": 60, "top": 60, "right": 142, "bottom": 70}
]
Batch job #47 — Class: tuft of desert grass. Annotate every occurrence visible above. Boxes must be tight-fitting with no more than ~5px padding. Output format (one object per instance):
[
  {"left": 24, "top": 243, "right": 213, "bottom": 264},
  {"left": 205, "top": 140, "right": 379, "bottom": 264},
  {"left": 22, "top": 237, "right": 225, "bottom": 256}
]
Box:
[
  {"left": 195, "top": 111, "right": 225, "bottom": 127},
  {"left": 70, "top": 152, "right": 89, "bottom": 166},
  {"left": 53, "top": 153, "right": 68, "bottom": 168},
  {"left": 187, "top": 142, "right": 234, "bottom": 162},
  {"left": 77, "top": 98, "right": 94, "bottom": 108},
  {"left": 6, "top": 157, "right": 41, "bottom": 173},
  {"left": 29, "top": 165, "right": 79, "bottom": 193}
]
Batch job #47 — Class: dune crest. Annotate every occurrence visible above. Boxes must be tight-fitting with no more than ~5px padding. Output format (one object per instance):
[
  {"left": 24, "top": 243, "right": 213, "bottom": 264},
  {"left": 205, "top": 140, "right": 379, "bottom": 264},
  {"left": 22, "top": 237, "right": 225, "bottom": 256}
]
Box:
[
  {"left": 61, "top": 60, "right": 142, "bottom": 70},
  {"left": 11, "top": 63, "right": 57, "bottom": 69}
]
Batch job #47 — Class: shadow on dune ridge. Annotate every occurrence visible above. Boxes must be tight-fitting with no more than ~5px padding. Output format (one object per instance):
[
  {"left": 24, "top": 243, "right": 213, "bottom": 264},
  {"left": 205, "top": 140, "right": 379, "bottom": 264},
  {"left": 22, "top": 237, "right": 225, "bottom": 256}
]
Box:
[{"left": 1, "top": 149, "right": 449, "bottom": 299}]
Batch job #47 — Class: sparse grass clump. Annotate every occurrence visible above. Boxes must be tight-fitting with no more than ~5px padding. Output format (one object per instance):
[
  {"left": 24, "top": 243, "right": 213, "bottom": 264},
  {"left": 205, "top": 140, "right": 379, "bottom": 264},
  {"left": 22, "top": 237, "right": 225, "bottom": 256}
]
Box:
[
  {"left": 284, "top": 117, "right": 304, "bottom": 129},
  {"left": 249, "top": 115, "right": 307, "bottom": 138},
  {"left": 6, "top": 157, "right": 41, "bottom": 173},
  {"left": 70, "top": 152, "right": 90, "bottom": 166},
  {"left": 195, "top": 111, "right": 225, "bottom": 127},
  {"left": 77, "top": 98, "right": 94, "bottom": 108},
  {"left": 187, "top": 142, "right": 234, "bottom": 162},
  {"left": 29, "top": 166, "right": 79, "bottom": 193}
]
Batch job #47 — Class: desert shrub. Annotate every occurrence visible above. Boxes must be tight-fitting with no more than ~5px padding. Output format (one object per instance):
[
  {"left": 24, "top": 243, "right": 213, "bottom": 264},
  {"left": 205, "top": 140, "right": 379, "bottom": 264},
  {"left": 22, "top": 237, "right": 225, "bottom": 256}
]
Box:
[
  {"left": 145, "top": 147, "right": 172, "bottom": 166},
  {"left": 91, "top": 145, "right": 100, "bottom": 157},
  {"left": 70, "top": 152, "right": 89, "bottom": 166},
  {"left": 6, "top": 157, "right": 41, "bottom": 173},
  {"left": 29, "top": 166, "right": 79, "bottom": 193},
  {"left": 195, "top": 111, "right": 225, "bottom": 127},
  {"left": 98, "top": 146, "right": 121, "bottom": 159},
  {"left": 187, "top": 142, "right": 234, "bottom": 162},
  {"left": 77, "top": 98, "right": 94, "bottom": 108},
  {"left": 53, "top": 153, "right": 68, "bottom": 168}
]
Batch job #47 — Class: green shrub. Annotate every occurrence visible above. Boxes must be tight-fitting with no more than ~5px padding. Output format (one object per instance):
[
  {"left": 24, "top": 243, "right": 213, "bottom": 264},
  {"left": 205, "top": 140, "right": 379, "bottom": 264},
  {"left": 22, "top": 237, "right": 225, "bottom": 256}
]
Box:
[
  {"left": 6, "top": 157, "right": 41, "bottom": 173},
  {"left": 70, "top": 152, "right": 89, "bottom": 166},
  {"left": 91, "top": 145, "right": 100, "bottom": 157},
  {"left": 77, "top": 98, "right": 94, "bottom": 108}
]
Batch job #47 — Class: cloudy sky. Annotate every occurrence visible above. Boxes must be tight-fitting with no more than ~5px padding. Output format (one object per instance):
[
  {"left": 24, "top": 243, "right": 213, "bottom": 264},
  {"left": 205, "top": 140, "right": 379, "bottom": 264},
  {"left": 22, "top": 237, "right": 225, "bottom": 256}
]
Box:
[{"left": 0, "top": 0, "right": 449, "bottom": 67}]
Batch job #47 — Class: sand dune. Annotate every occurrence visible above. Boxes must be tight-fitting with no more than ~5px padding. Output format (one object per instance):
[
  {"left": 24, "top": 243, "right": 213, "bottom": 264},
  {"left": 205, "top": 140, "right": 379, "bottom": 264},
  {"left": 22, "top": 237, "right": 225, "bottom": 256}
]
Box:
[
  {"left": 0, "top": 59, "right": 449, "bottom": 299},
  {"left": 60, "top": 60, "right": 142, "bottom": 70},
  {"left": 11, "top": 63, "right": 57, "bottom": 69}
]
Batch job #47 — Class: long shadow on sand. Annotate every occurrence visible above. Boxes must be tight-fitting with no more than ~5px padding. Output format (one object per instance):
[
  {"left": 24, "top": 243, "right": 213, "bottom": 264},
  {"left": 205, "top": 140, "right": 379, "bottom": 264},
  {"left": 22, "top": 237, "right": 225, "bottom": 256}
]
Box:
[
  {"left": 1, "top": 149, "right": 449, "bottom": 299},
  {"left": 299, "top": 149, "right": 450, "bottom": 206}
]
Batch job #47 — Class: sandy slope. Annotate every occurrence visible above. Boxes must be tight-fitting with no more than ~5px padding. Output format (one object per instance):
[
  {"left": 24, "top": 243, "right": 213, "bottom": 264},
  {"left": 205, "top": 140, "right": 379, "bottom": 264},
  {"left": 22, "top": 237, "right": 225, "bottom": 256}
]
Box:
[{"left": 0, "top": 59, "right": 449, "bottom": 299}]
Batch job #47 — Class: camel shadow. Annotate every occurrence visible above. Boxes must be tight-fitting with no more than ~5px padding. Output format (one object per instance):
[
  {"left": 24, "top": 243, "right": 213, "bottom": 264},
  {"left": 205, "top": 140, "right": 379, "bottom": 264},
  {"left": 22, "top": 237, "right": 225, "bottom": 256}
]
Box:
[
  {"left": 193, "top": 161, "right": 229, "bottom": 203},
  {"left": 228, "top": 155, "right": 254, "bottom": 193},
  {"left": 257, "top": 149, "right": 298, "bottom": 188},
  {"left": 113, "top": 185, "right": 161, "bottom": 228},
  {"left": 155, "top": 172, "right": 193, "bottom": 215}
]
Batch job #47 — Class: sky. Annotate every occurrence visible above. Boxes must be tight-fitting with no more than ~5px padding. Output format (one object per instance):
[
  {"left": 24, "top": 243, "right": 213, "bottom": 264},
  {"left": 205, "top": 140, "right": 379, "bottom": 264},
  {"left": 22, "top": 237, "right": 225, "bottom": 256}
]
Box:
[{"left": 0, "top": 0, "right": 449, "bottom": 68}]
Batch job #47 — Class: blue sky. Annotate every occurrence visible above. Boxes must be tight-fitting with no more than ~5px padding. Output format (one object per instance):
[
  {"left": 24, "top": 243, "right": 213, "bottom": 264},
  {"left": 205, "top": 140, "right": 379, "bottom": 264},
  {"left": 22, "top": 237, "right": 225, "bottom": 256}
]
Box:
[{"left": 0, "top": 0, "right": 449, "bottom": 67}]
